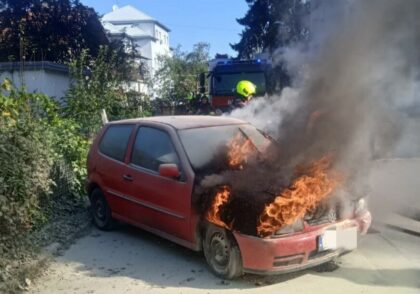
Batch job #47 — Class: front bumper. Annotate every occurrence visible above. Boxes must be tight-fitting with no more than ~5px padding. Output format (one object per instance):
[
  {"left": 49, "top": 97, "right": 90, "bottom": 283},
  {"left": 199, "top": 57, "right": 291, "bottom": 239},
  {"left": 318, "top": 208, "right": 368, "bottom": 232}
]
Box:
[{"left": 233, "top": 211, "right": 372, "bottom": 275}]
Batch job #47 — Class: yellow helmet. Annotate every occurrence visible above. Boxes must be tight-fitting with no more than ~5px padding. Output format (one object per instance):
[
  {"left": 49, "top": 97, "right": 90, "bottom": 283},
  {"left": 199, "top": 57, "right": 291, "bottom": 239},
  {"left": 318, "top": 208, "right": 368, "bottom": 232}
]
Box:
[{"left": 236, "top": 80, "right": 256, "bottom": 98}]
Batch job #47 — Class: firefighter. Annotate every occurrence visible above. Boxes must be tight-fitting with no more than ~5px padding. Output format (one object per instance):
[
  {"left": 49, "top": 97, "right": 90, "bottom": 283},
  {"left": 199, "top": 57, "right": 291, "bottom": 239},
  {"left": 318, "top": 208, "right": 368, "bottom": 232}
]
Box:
[
  {"left": 233, "top": 80, "right": 257, "bottom": 109},
  {"left": 186, "top": 92, "right": 200, "bottom": 114},
  {"left": 196, "top": 95, "right": 212, "bottom": 115}
]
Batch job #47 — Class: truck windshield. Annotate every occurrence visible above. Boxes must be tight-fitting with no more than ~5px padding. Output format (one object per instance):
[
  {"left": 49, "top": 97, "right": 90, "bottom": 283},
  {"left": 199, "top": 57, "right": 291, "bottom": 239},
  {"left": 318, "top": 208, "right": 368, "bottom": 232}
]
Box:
[
  {"left": 212, "top": 72, "right": 266, "bottom": 96},
  {"left": 178, "top": 124, "right": 271, "bottom": 173}
]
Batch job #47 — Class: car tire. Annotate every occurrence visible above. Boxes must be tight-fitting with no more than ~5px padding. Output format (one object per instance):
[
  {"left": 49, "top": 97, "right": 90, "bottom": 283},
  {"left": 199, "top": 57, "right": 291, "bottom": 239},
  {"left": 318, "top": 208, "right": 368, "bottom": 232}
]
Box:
[
  {"left": 90, "top": 188, "right": 115, "bottom": 230},
  {"left": 203, "top": 223, "right": 243, "bottom": 279}
]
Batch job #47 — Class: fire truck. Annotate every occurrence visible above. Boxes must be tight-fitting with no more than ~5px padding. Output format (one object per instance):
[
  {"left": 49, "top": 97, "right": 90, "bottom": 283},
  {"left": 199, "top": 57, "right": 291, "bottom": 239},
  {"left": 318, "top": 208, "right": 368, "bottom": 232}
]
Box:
[{"left": 198, "top": 58, "right": 273, "bottom": 112}]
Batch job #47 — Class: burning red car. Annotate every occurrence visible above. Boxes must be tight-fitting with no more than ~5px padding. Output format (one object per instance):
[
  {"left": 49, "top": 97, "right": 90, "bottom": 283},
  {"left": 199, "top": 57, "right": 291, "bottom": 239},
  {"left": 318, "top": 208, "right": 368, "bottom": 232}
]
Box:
[{"left": 86, "top": 116, "right": 371, "bottom": 279}]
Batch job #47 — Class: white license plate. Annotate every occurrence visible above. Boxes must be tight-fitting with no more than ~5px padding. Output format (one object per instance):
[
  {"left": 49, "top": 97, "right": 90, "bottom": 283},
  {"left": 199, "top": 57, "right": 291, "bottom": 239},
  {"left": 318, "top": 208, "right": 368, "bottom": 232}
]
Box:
[{"left": 318, "top": 226, "right": 358, "bottom": 252}]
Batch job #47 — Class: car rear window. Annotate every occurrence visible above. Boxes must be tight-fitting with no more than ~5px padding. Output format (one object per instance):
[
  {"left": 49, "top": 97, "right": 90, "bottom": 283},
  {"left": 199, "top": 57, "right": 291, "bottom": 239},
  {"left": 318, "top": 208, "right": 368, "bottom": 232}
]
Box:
[
  {"left": 99, "top": 124, "right": 134, "bottom": 162},
  {"left": 131, "top": 127, "right": 180, "bottom": 172}
]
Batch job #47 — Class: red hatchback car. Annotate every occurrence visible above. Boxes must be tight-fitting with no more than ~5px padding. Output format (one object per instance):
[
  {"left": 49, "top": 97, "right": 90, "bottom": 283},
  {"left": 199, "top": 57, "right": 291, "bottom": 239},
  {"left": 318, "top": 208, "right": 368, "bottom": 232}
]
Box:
[{"left": 86, "top": 116, "right": 372, "bottom": 279}]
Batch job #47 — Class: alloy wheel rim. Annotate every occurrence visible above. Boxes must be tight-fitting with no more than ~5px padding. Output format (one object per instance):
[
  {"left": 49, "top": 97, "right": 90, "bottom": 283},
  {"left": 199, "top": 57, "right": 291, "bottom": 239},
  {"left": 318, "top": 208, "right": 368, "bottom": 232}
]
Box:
[
  {"left": 210, "top": 233, "right": 229, "bottom": 268},
  {"left": 95, "top": 199, "right": 105, "bottom": 221}
]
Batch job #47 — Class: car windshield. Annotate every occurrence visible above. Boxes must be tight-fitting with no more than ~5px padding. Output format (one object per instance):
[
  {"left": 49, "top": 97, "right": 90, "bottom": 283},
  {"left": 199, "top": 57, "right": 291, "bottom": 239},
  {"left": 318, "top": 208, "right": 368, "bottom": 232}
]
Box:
[
  {"left": 178, "top": 124, "right": 272, "bottom": 173},
  {"left": 212, "top": 72, "right": 266, "bottom": 96}
]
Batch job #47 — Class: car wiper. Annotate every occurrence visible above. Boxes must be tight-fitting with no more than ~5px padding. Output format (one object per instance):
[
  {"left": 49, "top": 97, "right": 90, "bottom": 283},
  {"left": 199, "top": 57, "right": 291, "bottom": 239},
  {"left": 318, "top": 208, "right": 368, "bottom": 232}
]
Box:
[{"left": 238, "top": 128, "right": 259, "bottom": 152}]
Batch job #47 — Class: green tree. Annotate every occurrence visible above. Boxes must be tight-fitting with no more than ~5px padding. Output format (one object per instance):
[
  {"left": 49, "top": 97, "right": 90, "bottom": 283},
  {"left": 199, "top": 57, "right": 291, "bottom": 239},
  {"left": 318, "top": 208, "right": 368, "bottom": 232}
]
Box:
[
  {"left": 232, "top": 0, "right": 310, "bottom": 59},
  {"left": 0, "top": 0, "right": 108, "bottom": 62},
  {"left": 64, "top": 45, "right": 151, "bottom": 136},
  {"left": 154, "top": 42, "right": 210, "bottom": 103}
]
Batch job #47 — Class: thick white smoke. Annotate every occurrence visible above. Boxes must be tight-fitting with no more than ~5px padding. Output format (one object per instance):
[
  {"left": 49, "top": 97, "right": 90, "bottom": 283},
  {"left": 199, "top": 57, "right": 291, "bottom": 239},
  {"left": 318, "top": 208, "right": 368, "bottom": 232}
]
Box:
[
  {"left": 231, "top": 0, "right": 420, "bottom": 164},
  {"left": 229, "top": 0, "right": 420, "bottom": 216},
  {"left": 230, "top": 88, "right": 301, "bottom": 138}
]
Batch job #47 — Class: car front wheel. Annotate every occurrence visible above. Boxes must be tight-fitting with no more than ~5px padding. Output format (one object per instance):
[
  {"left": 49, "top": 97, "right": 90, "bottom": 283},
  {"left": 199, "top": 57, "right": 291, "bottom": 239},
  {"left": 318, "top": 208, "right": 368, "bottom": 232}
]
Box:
[
  {"left": 203, "top": 224, "right": 243, "bottom": 279},
  {"left": 90, "top": 188, "right": 115, "bottom": 230}
]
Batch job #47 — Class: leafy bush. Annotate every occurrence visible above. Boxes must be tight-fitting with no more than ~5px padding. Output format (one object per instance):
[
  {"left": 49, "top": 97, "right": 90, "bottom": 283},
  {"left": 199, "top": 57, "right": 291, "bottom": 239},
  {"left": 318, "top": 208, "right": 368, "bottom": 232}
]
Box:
[
  {"left": 0, "top": 45, "right": 152, "bottom": 269},
  {"left": 0, "top": 81, "right": 53, "bottom": 254},
  {"left": 64, "top": 47, "right": 152, "bottom": 137},
  {"left": 0, "top": 80, "right": 88, "bottom": 256}
]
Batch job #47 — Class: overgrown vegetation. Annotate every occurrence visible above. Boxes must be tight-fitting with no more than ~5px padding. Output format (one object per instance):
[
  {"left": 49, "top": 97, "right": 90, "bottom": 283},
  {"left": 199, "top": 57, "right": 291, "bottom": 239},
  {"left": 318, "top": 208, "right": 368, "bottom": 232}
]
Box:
[
  {"left": 0, "top": 79, "right": 89, "bottom": 258},
  {"left": 64, "top": 46, "right": 152, "bottom": 136},
  {"left": 0, "top": 2, "right": 153, "bottom": 292},
  {"left": 0, "top": 45, "right": 151, "bottom": 293},
  {"left": 0, "top": 37, "right": 151, "bottom": 275}
]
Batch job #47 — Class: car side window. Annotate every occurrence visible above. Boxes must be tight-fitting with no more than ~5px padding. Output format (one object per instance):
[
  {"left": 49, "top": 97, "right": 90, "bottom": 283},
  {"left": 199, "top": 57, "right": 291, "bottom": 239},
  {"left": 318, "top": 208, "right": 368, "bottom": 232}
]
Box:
[
  {"left": 99, "top": 125, "right": 134, "bottom": 162},
  {"left": 131, "top": 127, "right": 180, "bottom": 172}
]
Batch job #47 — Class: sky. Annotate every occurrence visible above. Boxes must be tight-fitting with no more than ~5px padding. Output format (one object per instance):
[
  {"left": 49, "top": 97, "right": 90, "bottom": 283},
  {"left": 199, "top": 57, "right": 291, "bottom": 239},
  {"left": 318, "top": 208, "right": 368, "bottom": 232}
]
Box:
[{"left": 81, "top": 0, "right": 249, "bottom": 58}]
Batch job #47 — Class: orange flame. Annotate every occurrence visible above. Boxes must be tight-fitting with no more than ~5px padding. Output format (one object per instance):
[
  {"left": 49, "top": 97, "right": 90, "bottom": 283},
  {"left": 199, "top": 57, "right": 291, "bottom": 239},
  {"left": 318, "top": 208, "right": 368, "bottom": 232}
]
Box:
[
  {"left": 205, "top": 185, "right": 231, "bottom": 229},
  {"left": 227, "top": 133, "right": 255, "bottom": 169},
  {"left": 257, "top": 155, "right": 340, "bottom": 238}
]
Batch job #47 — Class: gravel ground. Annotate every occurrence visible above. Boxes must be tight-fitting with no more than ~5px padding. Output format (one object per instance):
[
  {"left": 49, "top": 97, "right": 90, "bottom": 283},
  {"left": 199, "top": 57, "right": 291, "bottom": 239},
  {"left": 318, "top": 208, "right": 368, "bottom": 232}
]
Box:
[
  {"left": 27, "top": 221, "right": 420, "bottom": 294},
  {"left": 0, "top": 207, "right": 92, "bottom": 294}
]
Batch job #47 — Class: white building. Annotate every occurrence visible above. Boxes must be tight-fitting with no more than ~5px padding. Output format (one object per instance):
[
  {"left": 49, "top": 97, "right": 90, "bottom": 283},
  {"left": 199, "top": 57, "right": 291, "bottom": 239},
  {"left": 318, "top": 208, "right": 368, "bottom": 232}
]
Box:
[{"left": 102, "top": 5, "right": 171, "bottom": 95}]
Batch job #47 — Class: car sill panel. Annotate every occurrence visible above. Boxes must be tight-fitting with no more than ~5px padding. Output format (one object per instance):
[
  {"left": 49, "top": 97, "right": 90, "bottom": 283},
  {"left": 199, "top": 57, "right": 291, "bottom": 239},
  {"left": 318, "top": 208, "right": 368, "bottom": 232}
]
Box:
[
  {"left": 107, "top": 190, "right": 186, "bottom": 220},
  {"left": 112, "top": 212, "right": 200, "bottom": 251}
]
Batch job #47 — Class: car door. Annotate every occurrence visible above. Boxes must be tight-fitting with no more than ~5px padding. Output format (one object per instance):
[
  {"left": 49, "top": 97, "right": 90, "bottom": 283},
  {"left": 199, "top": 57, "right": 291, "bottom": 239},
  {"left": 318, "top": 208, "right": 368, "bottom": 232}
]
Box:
[
  {"left": 95, "top": 124, "right": 135, "bottom": 217},
  {"left": 123, "top": 125, "right": 192, "bottom": 241}
]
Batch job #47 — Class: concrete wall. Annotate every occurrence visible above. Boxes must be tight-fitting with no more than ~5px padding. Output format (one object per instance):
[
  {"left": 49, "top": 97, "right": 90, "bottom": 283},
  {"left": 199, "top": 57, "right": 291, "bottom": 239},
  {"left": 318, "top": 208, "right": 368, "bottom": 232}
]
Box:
[
  {"left": 152, "top": 24, "right": 171, "bottom": 58},
  {"left": 0, "top": 67, "right": 70, "bottom": 99},
  {"left": 135, "top": 39, "right": 153, "bottom": 77},
  {"left": 134, "top": 23, "right": 170, "bottom": 77},
  {"left": 139, "top": 22, "right": 155, "bottom": 39},
  {"left": 153, "top": 24, "right": 170, "bottom": 50}
]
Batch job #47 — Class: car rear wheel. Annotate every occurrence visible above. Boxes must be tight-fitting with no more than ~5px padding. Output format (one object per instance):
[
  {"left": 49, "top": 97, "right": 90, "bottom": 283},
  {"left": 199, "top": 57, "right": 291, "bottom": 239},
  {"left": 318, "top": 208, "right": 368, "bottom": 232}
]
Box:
[
  {"left": 203, "top": 224, "right": 243, "bottom": 279},
  {"left": 90, "top": 188, "right": 115, "bottom": 230}
]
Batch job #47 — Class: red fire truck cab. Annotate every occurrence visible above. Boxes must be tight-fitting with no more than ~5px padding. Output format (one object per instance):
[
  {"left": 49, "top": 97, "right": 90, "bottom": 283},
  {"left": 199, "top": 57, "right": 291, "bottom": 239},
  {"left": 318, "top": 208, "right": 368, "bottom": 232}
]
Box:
[{"left": 202, "top": 59, "right": 272, "bottom": 112}]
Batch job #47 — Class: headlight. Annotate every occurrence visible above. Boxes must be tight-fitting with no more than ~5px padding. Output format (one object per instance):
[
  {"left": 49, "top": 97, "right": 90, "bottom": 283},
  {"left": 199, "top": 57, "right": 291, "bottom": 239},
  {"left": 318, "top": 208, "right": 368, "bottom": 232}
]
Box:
[
  {"left": 354, "top": 198, "right": 367, "bottom": 216},
  {"left": 274, "top": 219, "right": 304, "bottom": 235}
]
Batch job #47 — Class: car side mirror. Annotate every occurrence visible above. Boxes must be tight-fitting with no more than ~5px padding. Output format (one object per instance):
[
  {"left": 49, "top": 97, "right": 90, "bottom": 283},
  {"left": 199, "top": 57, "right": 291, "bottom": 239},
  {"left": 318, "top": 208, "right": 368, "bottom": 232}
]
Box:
[{"left": 159, "top": 163, "right": 180, "bottom": 179}]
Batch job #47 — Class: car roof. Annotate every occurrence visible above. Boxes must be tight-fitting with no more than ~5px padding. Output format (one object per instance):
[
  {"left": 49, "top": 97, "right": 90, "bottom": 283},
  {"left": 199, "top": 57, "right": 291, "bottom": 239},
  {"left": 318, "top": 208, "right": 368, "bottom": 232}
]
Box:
[{"left": 109, "top": 115, "right": 248, "bottom": 130}]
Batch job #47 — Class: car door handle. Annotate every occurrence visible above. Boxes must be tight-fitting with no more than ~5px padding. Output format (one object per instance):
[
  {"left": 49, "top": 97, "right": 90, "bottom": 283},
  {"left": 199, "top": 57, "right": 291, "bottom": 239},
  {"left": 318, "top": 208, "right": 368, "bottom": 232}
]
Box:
[{"left": 122, "top": 174, "right": 133, "bottom": 182}]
